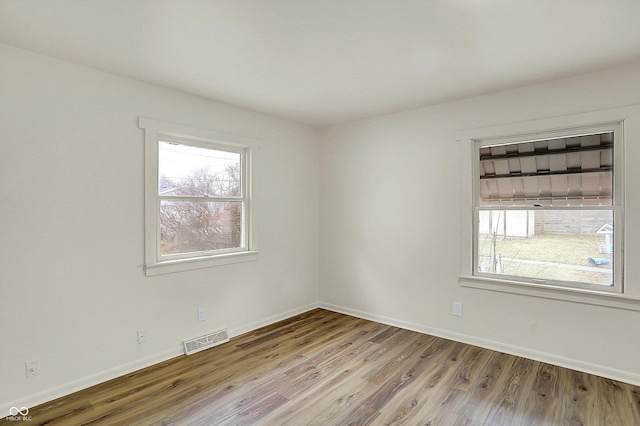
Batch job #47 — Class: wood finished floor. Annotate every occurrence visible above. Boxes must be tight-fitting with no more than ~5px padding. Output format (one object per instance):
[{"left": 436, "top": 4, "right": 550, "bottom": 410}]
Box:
[{"left": 6, "top": 309, "right": 640, "bottom": 425}]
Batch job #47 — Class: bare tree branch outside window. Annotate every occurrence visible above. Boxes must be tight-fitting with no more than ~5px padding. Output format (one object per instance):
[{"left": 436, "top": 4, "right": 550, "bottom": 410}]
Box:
[{"left": 160, "top": 163, "right": 242, "bottom": 255}]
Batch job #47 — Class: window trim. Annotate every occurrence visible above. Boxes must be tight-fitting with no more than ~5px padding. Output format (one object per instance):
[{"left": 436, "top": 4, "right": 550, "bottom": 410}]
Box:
[
  {"left": 457, "top": 106, "right": 639, "bottom": 309},
  {"left": 139, "top": 117, "right": 259, "bottom": 276}
]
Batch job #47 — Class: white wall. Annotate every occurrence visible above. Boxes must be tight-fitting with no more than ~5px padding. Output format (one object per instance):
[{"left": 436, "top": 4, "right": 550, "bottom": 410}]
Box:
[
  {"left": 319, "top": 63, "right": 640, "bottom": 385},
  {"left": 0, "top": 44, "right": 320, "bottom": 411},
  {"left": 3, "top": 39, "right": 640, "bottom": 413}
]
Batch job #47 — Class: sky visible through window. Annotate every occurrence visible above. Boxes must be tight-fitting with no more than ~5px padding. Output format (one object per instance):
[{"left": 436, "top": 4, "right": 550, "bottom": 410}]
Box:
[{"left": 158, "top": 141, "right": 239, "bottom": 191}]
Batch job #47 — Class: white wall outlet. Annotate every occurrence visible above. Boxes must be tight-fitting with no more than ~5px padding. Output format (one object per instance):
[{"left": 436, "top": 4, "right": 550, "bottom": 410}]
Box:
[
  {"left": 25, "top": 360, "right": 40, "bottom": 378},
  {"left": 197, "top": 307, "right": 207, "bottom": 322},
  {"left": 137, "top": 330, "right": 146, "bottom": 344},
  {"left": 452, "top": 302, "right": 463, "bottom": 317}
]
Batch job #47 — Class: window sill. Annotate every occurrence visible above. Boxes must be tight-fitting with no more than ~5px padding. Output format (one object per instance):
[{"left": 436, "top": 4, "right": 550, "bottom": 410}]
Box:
[
  {"left": 145, "top": 251, "right": 259, "bottom": 276},
  {"left": 459, "top": 275, "right": 640, "bottom": 312}
]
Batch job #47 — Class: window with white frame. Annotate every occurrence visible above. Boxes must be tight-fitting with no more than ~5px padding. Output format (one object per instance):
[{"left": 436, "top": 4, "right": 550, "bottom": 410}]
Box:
[
  {"left": 472, "top": 122, "right": 624, "bottom": 293},
  {"left": 139, "top": 118, "right": 258, "bottom": 276}
]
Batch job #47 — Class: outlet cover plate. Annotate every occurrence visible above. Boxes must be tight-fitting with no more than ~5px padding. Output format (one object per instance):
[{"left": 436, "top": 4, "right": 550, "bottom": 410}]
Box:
[
  {"left": 198, "top": 308, "right": 207, "bottom": 322},
  {"left": 452, "top": 302, "right": 463, "bottom": 317},
  {"left": 25, "top": 360, "right": 40, "bottom": 378}
]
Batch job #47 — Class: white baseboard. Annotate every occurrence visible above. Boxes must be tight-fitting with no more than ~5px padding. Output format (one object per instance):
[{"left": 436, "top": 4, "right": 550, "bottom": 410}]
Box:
[
  {"left": 1, "top": 301, "right": 319, "bottom": 417},
  {"left": 228, "top": 302, "right": 319, "bottom": 338},
  {"left": 1, "top": 348, "right": 182, "bottom": 418},
  {"left": 319, "top": 301, "right": 640, "bottom": 387}
]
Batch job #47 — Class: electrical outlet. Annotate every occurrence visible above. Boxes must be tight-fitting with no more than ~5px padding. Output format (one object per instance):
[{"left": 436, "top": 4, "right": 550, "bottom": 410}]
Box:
[
  {"left": 137, "top": 330, "right": 146, "bottom": 344},
  {"left": 25, "top": 360, "right": 40, "bottom": 378},
  {"left": 197, "top": 307, "right": 206, "bottom": 322},
  {"left": 452, "top": 302, "right": 463, "bottom": 317}
]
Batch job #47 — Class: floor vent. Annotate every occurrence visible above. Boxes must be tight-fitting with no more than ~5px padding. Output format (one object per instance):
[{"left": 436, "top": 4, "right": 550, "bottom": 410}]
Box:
[{"left": 183, "top": 329, "right": 229, "bottom": 355}]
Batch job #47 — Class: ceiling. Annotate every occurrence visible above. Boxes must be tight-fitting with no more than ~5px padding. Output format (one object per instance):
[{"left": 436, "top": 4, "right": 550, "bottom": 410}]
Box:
[{"left": 1, "top": 0, "right": 640, "bottom": 128}]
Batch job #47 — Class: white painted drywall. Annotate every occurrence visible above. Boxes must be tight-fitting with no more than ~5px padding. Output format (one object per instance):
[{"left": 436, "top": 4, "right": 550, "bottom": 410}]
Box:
[
  {"left": 319, "top": 63, "right": 640, "bottom": 384},
  {"left": 0, "top": 44, "right": 320, "bottom": 411},
  {"left": 2, "top": 40, "right": 640, "bottom": 414}
]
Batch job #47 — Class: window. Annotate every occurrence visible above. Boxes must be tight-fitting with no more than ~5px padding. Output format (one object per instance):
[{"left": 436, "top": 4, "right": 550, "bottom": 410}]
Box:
[
  {"left": 472, "top": 122, "right": 624, "bottom": 293},
  {"left": 158, "top": 140, "right": 245, "bottom": 257},
  {"left": 139, "top": 118, "right": 258, "bottom": 276}
]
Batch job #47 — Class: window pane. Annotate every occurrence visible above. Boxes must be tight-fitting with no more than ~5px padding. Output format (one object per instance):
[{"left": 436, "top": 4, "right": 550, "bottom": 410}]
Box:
[
  {"left": 160, "top": 200, "right": 243, "bottom": 255},
  {"left": 158, "top": 141, "right": 241, "bottom": 197},
  {"left": 479, "top": 132, "right": 613, "bottom": 207},
  {"left": 477, "top": 210, "right": 613, "bottom": 286}
]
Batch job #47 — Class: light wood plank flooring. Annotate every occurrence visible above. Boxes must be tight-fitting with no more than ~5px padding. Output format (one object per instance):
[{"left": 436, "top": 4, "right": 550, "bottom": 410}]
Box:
[{"left": 5, "top": 309, "right": 639, "bottom": 425}]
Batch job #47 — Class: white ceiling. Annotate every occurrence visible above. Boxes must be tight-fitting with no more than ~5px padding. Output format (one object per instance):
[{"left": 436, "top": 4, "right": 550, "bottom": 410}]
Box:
[{"left": 1, "top": 0, "right": 640, "bottom": 128}]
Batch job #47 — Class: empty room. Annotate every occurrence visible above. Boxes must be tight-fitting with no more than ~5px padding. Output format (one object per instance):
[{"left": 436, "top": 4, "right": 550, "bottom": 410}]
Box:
[{"left": 1, "top": 1, "right": 640, "bottom": 424}]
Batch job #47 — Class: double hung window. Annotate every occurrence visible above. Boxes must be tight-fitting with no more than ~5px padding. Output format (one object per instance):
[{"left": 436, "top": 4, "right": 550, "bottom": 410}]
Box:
[
  {"left": 140, "top": 118, "right": 257, "bottom": 276},
  {"left": 158, "top": 139, "right": 246, "bottom": 258},
  {"left": 473, "top": 123, "right": 624, "bottom": 293}
]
